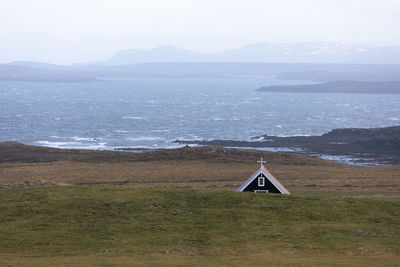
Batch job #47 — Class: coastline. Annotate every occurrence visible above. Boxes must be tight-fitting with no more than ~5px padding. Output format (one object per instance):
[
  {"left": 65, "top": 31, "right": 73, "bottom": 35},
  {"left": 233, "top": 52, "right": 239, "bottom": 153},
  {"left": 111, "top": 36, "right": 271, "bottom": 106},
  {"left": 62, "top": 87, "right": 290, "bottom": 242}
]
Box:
[
  {"left": 256, "top": 80, "right": 400, "bottom": 94},
  {"left": 3, "top": 125, "right": 400, "bottom": 166},
  {"left": 1, "top": 141, "right": 399, "bottom": 192},
  {"left": 175, "top": 126, "right": 400, "bottom": 165}
]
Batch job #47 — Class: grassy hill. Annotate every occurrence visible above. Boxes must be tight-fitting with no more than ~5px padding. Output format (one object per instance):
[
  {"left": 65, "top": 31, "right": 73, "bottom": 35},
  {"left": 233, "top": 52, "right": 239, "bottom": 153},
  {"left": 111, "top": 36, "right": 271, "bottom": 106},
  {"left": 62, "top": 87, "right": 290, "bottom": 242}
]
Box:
[
  {"left": 1, "top": 142, "right": 399, "bottom": 265},
  {"left": 0, "top": 186, "right": 399, "bottom": 266}
]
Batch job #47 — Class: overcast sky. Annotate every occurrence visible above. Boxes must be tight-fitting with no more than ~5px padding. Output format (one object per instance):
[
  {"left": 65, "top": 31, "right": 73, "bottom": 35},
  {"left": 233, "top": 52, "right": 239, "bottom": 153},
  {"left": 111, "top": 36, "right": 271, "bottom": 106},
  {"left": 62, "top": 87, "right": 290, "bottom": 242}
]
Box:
[{"left": 1, "top": 0, "right": 399, "bottom": 64}]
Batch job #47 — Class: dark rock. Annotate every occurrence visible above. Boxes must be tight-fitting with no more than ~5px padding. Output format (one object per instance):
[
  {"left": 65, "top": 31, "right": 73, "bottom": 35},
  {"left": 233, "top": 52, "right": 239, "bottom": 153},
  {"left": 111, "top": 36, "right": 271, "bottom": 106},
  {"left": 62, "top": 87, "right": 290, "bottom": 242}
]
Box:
[{"left": 175, "top": 126, "right": 400, "bottom": 165}]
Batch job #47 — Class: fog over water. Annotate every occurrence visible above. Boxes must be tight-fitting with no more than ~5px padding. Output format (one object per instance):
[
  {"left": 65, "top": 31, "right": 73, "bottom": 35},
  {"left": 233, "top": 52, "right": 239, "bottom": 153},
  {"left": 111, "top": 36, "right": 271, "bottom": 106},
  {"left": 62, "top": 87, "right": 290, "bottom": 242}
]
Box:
[{"left": 1, "top": 0, "right": 400, "bottom": 64}]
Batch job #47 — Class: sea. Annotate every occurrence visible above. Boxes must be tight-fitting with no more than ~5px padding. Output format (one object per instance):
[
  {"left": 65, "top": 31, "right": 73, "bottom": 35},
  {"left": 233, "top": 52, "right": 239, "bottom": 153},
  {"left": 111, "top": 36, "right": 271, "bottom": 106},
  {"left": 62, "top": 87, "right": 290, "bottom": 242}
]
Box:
[{"left": 1, "top": 76, "right": 400, "bottom": 157}]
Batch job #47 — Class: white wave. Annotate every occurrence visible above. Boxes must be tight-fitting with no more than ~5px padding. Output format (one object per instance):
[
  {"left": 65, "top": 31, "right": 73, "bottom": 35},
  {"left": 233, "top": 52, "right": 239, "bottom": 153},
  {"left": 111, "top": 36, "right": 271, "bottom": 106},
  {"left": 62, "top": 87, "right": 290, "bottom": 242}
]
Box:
[
  {"left": 122, "top": 116, "right": 146, "bottom": 120},
  {"left": 212, "top": 117, "right": 225, "bottom": 121},
  {"left": 127, "top": 136, "right": 162, "bottom": 141},
  {"left": 261, "top": 112, "right": 275, "bottom": 117},
  {"left": 389, "top": 117, "right": 399, "bottom": 121},
  {"left": 114, "top": 130, "right": 129, "bottom": 133},
  {"left": 71, "top": 136, "right": 96, "bottom": 142},
  {"left": 114, "top": 146, "right": 155, "bottom": 150},
  {"left": 114, "top": 143, "right": 186, "bottom": 151},
  {"left": 151, "top": 129, "right": 170, "bottom": 132},
  {"left": 211, "top": 117, "right": 240, "bottom": 121},
  {"left": 37, "top": 140, "right": 107, "bottom": 150},
  {"left": 250, "top": 136, "right": 271, "bottom": 141},
  {"left": 37, "top": 141, "right": 80, "bottom": 148}
]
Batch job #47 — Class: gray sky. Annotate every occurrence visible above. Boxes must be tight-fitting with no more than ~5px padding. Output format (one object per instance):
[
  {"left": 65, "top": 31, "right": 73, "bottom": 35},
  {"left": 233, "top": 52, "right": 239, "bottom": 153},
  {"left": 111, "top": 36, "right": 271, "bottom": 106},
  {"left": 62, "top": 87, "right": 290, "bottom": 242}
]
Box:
[{"left": 1, "top": 0, "right": 399, "bottom": 64}]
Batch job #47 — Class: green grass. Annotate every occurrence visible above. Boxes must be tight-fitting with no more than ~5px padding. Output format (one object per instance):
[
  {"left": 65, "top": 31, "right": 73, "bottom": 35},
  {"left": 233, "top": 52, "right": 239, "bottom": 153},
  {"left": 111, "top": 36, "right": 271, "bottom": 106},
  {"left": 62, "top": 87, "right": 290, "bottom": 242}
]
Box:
[
  {"left": 0, "top": 186, "right": 399, "bottom": 266},
  {"left": 294, "top": 190, "right": 400, "bottom": 201}
]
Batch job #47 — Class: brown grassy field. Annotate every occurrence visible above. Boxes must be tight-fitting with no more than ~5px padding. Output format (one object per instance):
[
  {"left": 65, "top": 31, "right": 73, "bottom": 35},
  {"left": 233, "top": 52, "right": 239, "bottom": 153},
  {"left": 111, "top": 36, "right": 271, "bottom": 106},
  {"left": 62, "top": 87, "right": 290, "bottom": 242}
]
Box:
[
  {"left": 1, "top": 142, "right": 399, "bottom": 196},
  {"left": 1, "top": 142, "right": 400, "bottom": 266}
]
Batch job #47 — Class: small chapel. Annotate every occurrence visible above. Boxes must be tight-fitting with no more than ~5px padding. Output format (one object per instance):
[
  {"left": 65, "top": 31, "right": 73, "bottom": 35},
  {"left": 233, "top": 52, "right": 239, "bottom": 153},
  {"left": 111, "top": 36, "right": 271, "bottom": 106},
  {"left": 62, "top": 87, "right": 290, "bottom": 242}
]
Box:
[{"left": 236, "top": 157, "right": 290, "bottom": 194}]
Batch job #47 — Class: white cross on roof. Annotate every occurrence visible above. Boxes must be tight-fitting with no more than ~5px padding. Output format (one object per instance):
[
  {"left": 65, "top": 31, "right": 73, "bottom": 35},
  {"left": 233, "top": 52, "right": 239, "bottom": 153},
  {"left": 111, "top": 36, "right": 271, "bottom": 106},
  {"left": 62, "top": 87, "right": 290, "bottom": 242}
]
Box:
[{"left": 257, "top": 157, "right": 267, "bottom": 168}]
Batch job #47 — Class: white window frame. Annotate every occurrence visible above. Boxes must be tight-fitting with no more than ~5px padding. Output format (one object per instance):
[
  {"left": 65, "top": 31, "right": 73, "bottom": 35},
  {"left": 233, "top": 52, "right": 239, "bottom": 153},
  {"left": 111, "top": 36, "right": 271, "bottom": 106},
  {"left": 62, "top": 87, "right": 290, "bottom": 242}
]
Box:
[
  {"left": 258, "top": 176, "right": 265, "bottom": 187},
  {"left": 254, "top": 190, "right": 268, "bottom": 193}
]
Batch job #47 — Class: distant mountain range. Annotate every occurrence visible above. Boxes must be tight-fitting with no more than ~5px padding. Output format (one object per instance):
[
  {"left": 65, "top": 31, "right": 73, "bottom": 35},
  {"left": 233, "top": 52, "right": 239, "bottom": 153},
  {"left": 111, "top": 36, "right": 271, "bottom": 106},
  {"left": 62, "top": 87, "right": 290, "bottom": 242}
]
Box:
[
  {"left": 2, "top": 61, "right": 400, "bottom": 83},
  {"left": 1, "top": 42, "right": 400, "bottom": 83},
  {"left": 98, "top": 42, "right": 400, "bottom": 65}
]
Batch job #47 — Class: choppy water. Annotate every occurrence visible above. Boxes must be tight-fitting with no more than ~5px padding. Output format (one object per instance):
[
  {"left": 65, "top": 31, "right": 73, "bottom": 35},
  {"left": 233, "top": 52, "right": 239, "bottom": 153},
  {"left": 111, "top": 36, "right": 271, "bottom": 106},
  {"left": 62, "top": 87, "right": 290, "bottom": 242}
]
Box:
[{"left": 1, "top": 76, "right": 400, "bottom": 153}]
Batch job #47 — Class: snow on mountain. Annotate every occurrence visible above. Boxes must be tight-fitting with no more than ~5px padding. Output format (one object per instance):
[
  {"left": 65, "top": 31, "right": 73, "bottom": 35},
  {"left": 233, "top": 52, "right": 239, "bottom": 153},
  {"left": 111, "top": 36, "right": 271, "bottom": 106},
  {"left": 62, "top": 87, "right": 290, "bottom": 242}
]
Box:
[{"left": 99, "top": 42, "right": 400, "bottom": 65}]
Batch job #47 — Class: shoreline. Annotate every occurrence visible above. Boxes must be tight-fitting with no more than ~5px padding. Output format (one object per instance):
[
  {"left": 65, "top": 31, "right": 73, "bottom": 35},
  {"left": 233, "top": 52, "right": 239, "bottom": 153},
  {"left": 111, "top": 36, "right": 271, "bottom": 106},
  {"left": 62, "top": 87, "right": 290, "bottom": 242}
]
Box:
[
  {"left": 175, "top": 126, "right": 400, "bottom": 165},
  {"left": 3, "top": 126, "right": 400, "bottom": 166},
  {"left": 25, "top": 140, "right": 393, "bottom": 166},
  {"left": 256, "top": 80, "right": 400, "bottom": 94},
  {"left": 1, "top": 141, "right": 399, "bottom": 192}
]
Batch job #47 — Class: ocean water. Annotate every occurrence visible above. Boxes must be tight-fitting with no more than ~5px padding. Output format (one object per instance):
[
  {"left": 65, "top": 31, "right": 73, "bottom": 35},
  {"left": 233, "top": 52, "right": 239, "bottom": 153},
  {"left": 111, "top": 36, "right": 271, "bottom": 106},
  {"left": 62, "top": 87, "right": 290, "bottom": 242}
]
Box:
[{"left": 1, "top": 76, "right": 400, "bottom": 151}]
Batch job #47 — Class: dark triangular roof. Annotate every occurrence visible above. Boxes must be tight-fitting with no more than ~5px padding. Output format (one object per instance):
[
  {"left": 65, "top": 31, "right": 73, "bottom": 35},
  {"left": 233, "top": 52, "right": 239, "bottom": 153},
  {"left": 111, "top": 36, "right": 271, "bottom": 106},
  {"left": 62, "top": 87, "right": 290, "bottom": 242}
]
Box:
[{"left": 236, "top": 166, "right": 290, "bottom": 194}]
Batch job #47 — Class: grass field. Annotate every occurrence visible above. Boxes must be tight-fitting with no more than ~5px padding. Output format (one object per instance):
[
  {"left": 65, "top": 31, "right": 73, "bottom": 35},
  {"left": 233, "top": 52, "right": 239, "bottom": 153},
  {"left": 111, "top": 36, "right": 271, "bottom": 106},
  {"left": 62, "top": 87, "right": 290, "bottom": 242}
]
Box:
[
  {"left": 1, "top": 142, "right": 400, "bottom": 193},
  {"left": 0, "top": 142, "right": 399, "bottom": 266},
  {"left": 0, "top": 186, "right": 399, "bottom": 266}
]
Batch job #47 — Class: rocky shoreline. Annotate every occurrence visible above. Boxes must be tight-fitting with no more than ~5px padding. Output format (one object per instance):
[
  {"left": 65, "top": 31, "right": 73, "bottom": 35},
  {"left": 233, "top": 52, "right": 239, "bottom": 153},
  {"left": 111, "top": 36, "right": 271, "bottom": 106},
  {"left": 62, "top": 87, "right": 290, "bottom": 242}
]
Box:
[{"left": 175, "top": 126, "right": 400, "bottom": 165}]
